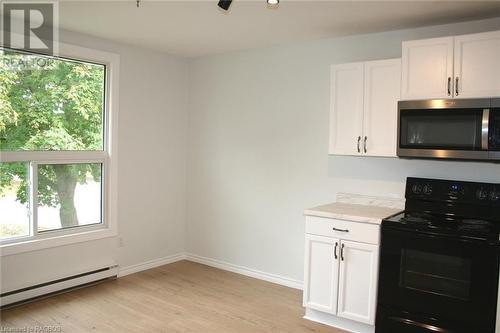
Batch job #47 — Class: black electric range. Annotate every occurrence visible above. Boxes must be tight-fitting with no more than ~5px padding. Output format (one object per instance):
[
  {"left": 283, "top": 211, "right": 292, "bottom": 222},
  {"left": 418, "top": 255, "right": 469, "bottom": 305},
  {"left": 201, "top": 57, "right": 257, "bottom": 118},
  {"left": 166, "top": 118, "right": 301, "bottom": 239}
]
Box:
[{"left": 376, "top": 177, "right": 500, "bottom": 333}]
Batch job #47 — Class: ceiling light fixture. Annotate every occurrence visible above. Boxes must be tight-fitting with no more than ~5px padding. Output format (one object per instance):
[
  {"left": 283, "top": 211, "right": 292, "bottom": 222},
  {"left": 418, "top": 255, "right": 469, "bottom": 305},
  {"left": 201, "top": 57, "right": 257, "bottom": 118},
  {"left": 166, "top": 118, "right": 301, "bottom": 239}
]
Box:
[
  {"left": 218, "top": 0, "right": 279, "bottom": 11},
  {"left": 218, "top": 0, "right": 232, "bottom": 11}
]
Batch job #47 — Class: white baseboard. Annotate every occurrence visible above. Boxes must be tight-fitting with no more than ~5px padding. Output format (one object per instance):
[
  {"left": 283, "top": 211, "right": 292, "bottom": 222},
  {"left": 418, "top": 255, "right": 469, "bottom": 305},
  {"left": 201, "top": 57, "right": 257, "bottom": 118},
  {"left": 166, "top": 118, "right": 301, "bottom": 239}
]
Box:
[
  {"left": 185, "top": 253, "right": 303, "bottom": 290},
  {"left": 117, "top": 252, "right": 303, "bottom": 291},
  {"left": 118, "top": 253, "right": 186, "bottom": 277}
]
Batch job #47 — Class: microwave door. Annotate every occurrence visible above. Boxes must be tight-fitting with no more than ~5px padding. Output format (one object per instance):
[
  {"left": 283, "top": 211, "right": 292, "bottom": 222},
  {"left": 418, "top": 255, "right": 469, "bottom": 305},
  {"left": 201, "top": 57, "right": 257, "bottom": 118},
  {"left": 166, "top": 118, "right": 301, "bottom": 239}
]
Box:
[{"left": 398, "top": 107, "right": 490, "bottom": 160}]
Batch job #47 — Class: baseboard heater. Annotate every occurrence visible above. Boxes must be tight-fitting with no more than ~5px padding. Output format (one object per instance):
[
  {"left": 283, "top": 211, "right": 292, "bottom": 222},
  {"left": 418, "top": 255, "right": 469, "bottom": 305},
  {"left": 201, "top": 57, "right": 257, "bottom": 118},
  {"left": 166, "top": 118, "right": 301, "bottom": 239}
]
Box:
[{"left": 0, "top": 265, "right": 118, "bottom": 308}]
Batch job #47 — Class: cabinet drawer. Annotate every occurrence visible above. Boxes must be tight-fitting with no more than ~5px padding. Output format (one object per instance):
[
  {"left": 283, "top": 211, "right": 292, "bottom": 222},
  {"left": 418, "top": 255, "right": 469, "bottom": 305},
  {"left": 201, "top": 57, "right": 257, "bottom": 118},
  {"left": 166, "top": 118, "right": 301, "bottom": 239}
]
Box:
[{"left": 305, "top": 216, "right": 380, "bottom": 245}]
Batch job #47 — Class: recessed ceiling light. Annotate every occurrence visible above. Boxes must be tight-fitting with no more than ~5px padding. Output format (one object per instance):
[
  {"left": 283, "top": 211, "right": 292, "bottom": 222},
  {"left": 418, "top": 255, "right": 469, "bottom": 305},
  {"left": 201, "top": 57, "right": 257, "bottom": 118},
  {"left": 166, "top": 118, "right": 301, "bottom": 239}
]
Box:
[{"left": 267, "top": 0, "right": 279, "bottom": 5}]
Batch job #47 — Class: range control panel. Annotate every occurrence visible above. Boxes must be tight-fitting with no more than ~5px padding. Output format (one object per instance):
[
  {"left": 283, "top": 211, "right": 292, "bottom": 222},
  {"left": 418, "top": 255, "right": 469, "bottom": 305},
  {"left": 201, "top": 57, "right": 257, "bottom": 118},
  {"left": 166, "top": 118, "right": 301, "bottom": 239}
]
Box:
[{"left": 406, "top": 177, "right": 500, "bottom": 205}]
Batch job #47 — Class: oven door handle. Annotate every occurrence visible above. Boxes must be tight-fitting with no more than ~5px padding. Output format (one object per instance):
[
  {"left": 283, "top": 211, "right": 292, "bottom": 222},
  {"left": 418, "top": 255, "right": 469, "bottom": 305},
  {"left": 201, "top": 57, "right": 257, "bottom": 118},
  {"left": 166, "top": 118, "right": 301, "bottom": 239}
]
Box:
[
  {"left": 482, "top": 108, "right": 490, "bottom": 150},
  {"left": 389, "top": 317, "right": 452, "bottom": 333}
]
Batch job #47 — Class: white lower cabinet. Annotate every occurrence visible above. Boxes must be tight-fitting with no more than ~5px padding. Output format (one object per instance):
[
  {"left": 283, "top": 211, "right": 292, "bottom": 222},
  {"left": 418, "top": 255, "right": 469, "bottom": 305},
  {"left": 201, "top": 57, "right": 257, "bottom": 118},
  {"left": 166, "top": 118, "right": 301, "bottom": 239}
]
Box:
[{"left": 303, "top": 216, "right": 380, "bottom": 333}]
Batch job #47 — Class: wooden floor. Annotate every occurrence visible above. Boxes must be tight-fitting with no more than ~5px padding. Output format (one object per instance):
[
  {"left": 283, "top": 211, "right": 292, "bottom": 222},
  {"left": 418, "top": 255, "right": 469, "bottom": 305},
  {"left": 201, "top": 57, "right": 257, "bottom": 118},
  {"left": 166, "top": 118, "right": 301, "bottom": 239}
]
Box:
[{"left": 1, "top": 260, "right": 345, "bottom": 333}]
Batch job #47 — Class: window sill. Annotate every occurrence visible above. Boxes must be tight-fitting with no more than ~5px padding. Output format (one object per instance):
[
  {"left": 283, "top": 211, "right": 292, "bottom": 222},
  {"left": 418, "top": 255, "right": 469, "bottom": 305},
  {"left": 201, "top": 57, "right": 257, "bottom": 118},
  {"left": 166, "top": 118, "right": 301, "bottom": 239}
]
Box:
[{"left": 0, "top": 227, "right": 117, "bottom": 257}]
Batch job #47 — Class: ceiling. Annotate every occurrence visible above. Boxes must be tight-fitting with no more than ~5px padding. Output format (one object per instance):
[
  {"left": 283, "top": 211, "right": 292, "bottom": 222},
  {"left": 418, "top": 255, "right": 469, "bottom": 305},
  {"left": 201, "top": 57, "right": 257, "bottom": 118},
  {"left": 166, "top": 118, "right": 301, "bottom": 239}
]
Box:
[{"left": 58, "top": 1, "right": 500, "bottom": 57}]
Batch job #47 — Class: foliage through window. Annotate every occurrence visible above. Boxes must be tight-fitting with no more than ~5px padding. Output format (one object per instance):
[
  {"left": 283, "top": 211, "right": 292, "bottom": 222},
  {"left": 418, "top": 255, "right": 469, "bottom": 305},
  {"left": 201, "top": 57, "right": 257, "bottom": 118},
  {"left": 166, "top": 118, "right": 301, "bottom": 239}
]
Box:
[{"left": 0, "top": 48, "right": 106, "bottom": 241}]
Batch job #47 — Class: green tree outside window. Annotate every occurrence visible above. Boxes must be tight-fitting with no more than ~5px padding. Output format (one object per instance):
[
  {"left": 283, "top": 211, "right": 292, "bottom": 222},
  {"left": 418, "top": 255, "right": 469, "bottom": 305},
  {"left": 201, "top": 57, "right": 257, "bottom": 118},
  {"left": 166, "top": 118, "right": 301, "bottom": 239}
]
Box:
[{"left": 0, "top": 50, "right": 105, "bottom": 229}]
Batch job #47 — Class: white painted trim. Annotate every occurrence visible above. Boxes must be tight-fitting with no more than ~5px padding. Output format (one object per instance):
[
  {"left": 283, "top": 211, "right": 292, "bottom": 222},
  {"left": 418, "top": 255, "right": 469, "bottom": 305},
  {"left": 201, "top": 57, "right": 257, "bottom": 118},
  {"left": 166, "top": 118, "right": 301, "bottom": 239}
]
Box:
[
  {"left": 118, "top": 253, "right": 187, "bottom": 277},
  {"left": 0, "top": 229, "right": 118, "bottom": 256},
  {"left": 304, "top": 308, "right": 375, "bottom": 333},
  {"left": 117, "top": 253, "right": 303, "bottom": 290},
  {"left": 0, "top": 266, "right": 118, "bottom": 307},
  {"left": 0, "top": 151, "right": 106, "bottom": 163},
  {"left": 185, "top": 253, "right": 303, "bottom": 290}
]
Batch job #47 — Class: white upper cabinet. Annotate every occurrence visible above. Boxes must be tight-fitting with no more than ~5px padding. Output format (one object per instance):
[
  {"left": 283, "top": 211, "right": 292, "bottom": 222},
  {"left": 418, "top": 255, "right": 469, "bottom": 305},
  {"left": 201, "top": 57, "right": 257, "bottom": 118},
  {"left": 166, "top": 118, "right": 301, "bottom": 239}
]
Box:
[
  {"left": 402, "top": 30, "right": 500, "bottom": 100},
  {"left": 454, "top": 31, "right": 500, "bottom": 98},
  {"left": 330, "top": 59, "right": 401, "bottom": 157},
  {"left": 337, "top": 240, "right": 379, "bottom": 325},
  {"left": 303, "top": 234, "right": 340, "bottom": 314},
  {"left": 401, "top": 36, "right": 454, "bottom": 100},
  {"left": 363, "top": 59, "right": 401, "bottom": 157},
  {"left": 330, "top": 63, "right": 364, "bottom": 155}
]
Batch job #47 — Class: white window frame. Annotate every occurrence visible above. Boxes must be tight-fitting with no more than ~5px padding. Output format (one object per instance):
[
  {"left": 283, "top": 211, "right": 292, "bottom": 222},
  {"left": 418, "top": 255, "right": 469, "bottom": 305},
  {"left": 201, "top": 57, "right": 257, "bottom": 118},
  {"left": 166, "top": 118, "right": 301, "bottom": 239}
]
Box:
[{"left": 0, "top": 40, "right": 119, "bottom": 256}]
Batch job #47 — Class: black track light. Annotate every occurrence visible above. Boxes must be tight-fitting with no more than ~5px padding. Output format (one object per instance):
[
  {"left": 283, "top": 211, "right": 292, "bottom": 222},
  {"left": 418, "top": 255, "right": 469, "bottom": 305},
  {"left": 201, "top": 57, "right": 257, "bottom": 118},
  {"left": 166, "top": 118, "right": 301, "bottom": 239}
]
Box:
[{"left": 218, "top": 0, "right": 232, "bottom": 11}]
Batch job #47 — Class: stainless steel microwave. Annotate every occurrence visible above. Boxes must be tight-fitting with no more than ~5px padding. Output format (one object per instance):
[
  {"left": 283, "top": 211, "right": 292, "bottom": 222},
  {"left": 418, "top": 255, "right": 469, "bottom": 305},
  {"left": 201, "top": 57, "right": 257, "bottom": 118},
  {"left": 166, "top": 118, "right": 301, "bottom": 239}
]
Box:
[{"left": 398, "top": 98, "right": 500, "bottom": 161}]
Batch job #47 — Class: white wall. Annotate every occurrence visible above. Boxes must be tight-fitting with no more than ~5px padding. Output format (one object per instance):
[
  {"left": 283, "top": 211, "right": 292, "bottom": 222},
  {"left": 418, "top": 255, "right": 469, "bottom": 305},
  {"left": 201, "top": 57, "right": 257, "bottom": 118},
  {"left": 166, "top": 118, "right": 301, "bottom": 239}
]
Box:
[
  {"left": 1, "top": 31, "right": 189, "bottom": 292},
  {"left": 187, "top": 17, "right": 500, "bottom": 283}
]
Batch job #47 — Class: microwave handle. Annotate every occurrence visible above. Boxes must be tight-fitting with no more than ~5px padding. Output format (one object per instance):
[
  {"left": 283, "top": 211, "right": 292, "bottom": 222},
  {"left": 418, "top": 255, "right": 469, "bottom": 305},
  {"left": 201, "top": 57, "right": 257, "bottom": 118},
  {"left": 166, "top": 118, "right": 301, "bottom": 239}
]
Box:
[{"left": 482, "top": 109, "right": 490, "bottom": 150}]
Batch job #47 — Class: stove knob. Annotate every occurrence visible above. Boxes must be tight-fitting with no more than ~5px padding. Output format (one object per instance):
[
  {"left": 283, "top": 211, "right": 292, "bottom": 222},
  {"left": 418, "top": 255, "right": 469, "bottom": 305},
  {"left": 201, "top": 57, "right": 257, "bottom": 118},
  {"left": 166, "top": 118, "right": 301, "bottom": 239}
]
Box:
[
  {"left": 423, "top": 184, "right": 433, "bottom": 195},
  {"left": 412, "top": 184, "right": 422, "bottom": 194},
  {"left": 476, "top": 188, "right": 488, "bottom": 200},
  {"left": 490, "top": 190, "right": 500, "bottom": 201}
]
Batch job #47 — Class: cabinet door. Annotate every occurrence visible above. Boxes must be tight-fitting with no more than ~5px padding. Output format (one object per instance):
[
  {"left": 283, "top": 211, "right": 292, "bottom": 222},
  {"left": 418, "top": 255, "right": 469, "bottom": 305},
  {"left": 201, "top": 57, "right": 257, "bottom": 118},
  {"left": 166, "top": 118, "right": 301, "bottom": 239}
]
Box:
[
  {"left": 401, "top": 37, "right": 454, "bottom": 100},
  {"left": 303, "top": 234, "right": 340, "bottom": 314},
  {"left": 337, "top": 240, "right": 379, "bottom": 325},
  {"left": 330, "top": 63, "right": 364, "bottom": 155},
  {"left": 454, "top": 31, "right": 500, "bottom": 98},
  {"left": 363, "top": 59, "right": 401, "bottom": 157}
]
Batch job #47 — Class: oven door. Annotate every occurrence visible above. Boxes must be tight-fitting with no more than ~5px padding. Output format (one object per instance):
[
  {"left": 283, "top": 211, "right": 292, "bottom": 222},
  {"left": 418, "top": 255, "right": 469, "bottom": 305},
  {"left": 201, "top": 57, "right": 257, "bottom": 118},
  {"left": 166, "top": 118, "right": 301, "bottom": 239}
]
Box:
[
  {"left": 377, "top": 228, "right": 500, "bottom": 333},
  {"left": 398, "top": 99, "right": 491, "bottom": 160}
]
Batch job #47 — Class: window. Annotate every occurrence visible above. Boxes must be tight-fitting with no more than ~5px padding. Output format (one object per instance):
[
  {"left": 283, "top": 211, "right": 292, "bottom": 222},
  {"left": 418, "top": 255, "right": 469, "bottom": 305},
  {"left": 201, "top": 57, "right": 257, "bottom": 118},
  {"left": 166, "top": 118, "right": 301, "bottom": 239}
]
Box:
[{"left": 0, "top": 45, "right": 118, "bottom": 252}]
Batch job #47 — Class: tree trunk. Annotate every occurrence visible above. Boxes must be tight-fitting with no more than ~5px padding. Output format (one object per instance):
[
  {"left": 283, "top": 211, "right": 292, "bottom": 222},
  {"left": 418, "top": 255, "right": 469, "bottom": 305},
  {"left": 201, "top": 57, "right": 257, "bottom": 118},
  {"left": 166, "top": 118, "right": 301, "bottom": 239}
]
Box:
[{"left": 53, "top": 165, "right": 79, "bottom": 228}]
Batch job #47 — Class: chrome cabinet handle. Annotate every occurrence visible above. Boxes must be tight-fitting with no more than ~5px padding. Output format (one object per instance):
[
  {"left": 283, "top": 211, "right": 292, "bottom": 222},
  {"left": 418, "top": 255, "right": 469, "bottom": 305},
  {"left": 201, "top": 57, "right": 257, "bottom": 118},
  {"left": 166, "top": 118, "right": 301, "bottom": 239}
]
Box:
[
  {"left": 447, "top": 77, "right": 451, "bottom": 96},
  {"left": 334, "top": 242, "right": 338, "bottom": 260},
  {"left": 455, "top": 77, "right": 459, "bottom": 96},
  {"left": 340, "top": 243, "right": 345, "bottom": 261},
  {"left": 363, "top": 136, "right": 367, "bottom": 153},
  {"left": 357, "top": 136, "right": 361, "bottom": 153},
  {"left": 332, "top": 227, "right": 349, "bottom": 233}
]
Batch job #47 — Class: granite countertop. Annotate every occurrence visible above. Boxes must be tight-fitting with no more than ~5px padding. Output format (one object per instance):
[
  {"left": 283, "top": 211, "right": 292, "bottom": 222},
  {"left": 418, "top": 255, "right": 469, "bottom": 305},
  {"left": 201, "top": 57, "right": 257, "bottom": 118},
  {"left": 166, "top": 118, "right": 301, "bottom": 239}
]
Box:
[{"left": 304, "top": 202, "right": 402, "bottom": 225}]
